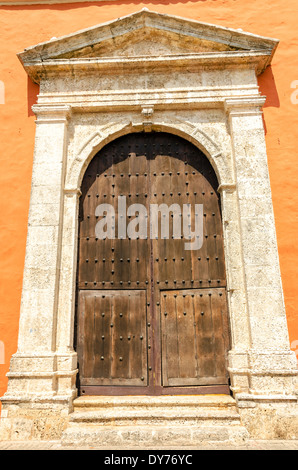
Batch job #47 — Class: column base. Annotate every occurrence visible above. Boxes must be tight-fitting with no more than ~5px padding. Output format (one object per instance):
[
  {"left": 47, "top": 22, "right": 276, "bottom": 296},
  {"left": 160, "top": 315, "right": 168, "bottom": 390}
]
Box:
[
  {"left": 0, "top": 351, "right": 78, "bottom": 440},
  {"left": 228, "top": 349, "right": 298, "bottom": 395},
  {"left": 236, "top": 394, "right": 298, "bottom": 439},
  {"left": 228, "top": 349, "right": 298, "bottom": 439}
]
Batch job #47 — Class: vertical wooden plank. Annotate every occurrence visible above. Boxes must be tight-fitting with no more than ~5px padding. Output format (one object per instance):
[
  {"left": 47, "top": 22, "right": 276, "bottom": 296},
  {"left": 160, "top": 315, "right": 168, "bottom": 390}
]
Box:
[
  {"left": 77, "top": 292, "right": 85, "bottom": 379},
  {"left": 83, "top": 293, "right": 95, "bottom": 380},
  {"left": 201, "top": 177, "right": 211, "bottom": 287},
  {"left": 212, "top": 289, "right": 230, "bottom": 379},
  {"left": 176, "top": 293, "right": 197, "bottom": 379},
  {"left": 92, "top": 294, "right": 102, "bottom": 378},
  {"left": 161, "top": 292, "right": 178, "bottom": 385},
  {"left": 151, "top": 153, "right": 171, "bottom": 286},
  {"left": 167, "top": 157, "right": 186, "bottom": 288},
  {"left": 181, "top": 160, "right": 193, "bottom": 286},
  {"left": 129, "top": 291, "right": 148, "bottom": 384},
  {"left": 128, "top": 152, "right": 143, "bottom": 285},
  {"left": 112, "top": 158, "right": 127, "bottom": 286},
  {"left": 191, "top": 292, "right": 200, "bottom": 379},
  {"left": 101, "top": 293, "right": 112, "bottom": 380},
  {"left": 189, "top": 171, "right": 203, "bottom": 286},
  {"left": 200, "top": 290, "right": 215, "bottom": 377},
  {"left": 110, "top": 293, "right": 119, "bottom": 379},
  {"left": 113, "top": 293, "right": 128, "bottom": 379},
  {"left": 204, "top": 190, "right": 219, "bottom": 286}
]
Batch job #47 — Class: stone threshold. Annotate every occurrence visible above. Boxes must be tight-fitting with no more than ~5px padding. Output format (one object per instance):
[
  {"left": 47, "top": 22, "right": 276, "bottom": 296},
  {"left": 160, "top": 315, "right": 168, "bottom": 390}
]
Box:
[{"left": 73, "top": 394, "right": 237, "bottom": 408}]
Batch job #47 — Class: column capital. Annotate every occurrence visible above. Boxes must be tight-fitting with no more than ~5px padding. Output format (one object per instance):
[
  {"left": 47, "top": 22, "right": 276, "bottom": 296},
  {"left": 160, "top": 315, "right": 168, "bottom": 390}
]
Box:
[
  {"left": 32, "top": 104, "right": 72, "bottom": 124},
  {"left": 64, "top": 187, "right": 82, "bottom": 198},
  {"left": 217, "top": 182, "right": 237, "bottom": 193},
  {"left": 224, "top": 96, "right": 266, "bottom": 117}
]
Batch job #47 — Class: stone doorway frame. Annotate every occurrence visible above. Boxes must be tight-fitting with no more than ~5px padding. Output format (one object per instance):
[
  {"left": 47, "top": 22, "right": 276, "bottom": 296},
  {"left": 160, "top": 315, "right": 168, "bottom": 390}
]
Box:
[{"left": 1, "top": 10, "right": 297, "bottom": 440}]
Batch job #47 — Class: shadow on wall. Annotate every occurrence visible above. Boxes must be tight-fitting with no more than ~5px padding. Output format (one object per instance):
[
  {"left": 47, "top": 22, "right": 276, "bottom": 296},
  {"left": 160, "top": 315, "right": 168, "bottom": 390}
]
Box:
[
  {"left": 258, "top": 66, "right": 280, "bottom": 108},
  {"left": 258, "top": 66, "right": 280, "bottom": 134}
]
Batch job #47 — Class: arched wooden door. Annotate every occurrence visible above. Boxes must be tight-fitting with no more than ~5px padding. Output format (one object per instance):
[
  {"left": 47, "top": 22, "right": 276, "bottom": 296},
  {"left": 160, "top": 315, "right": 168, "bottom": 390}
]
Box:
[{"left": 75, "top": 132, "right": 231, "bottom": 395}]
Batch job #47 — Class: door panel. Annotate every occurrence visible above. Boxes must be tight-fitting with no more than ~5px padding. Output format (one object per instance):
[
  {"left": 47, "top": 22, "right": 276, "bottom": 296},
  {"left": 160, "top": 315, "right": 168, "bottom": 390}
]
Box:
[
  {"left": 78, "top": 290, "right": 148, "bottom": 387},
  {"left": 161, "top": 289, "right": 230, "bottom": 387}
]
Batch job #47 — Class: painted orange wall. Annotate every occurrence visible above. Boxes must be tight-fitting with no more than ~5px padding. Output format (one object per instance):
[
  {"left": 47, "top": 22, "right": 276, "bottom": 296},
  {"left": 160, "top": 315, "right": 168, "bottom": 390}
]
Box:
[{"left": 1, "top": 0, "right": 298, "bottom": 404}]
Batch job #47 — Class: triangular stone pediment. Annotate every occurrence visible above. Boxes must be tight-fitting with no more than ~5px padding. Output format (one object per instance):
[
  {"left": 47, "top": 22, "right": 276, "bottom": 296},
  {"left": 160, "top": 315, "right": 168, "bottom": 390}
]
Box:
[
  {"left": 19, "top": 9, "right": 278, "bottom": 62},
  {"left": 55, "top": 25, "right": 241, "bottom": 60}
]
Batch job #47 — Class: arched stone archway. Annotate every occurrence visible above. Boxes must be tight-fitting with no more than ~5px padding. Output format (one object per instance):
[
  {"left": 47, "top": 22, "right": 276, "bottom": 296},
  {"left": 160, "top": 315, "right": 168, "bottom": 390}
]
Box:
[{"left": 66, "top": 119, "right": 232, "bottom": 192}]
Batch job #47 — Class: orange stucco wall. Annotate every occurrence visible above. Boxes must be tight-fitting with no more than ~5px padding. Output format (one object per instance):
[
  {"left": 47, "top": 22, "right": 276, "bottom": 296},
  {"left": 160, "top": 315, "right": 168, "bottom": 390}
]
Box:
[{"left": 0, "top": 0, "right": 298, "bottom": 404}]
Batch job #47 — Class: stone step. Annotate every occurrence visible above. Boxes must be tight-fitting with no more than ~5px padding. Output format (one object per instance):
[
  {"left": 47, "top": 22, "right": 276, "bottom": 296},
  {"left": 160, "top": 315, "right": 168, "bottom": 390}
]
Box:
[
  {"left": 70, "top": 395, "right": 241, "bottom": 426},
  {"left": 61, "top": 424, "right": 249, "bottom": 447},
  {"left": 70, "top": 407, "right": 241, "bottom": 426},
  {"left": 61, "top": 395, "right": 250, "bottom": 446},
  {"left": 73, "top": 394, "right": 237, "bottom": 409}
]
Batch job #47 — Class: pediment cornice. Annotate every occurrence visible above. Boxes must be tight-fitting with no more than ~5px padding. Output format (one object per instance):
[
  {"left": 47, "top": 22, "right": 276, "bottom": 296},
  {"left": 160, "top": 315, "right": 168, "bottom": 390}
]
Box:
[{"left": 18, "top": 9, "right": 279, "bottom": 83}]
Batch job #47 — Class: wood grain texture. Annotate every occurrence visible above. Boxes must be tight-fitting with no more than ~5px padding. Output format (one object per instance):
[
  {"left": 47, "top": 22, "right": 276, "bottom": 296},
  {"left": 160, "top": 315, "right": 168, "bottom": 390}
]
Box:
[{"left": 76, "top": 132, "right": 230, "bottom": 395}]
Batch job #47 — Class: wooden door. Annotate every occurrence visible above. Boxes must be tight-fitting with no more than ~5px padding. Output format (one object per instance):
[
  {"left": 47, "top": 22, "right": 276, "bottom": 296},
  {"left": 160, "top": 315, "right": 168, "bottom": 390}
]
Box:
[{"left": 75, "top": 132, "right": 231, "bottom": 396}]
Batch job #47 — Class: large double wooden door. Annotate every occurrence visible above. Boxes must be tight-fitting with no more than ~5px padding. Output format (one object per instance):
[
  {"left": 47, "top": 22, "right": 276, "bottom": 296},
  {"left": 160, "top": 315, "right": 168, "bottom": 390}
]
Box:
[{"left": 75, "top": 132, "right": 231, "bottom": 395}]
